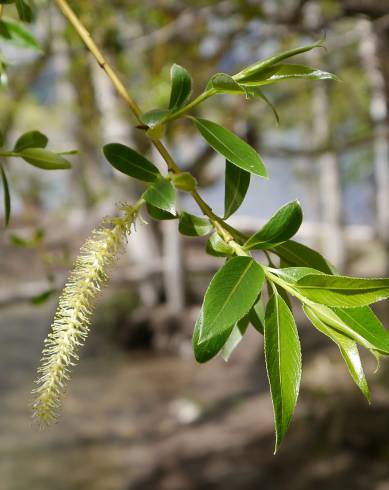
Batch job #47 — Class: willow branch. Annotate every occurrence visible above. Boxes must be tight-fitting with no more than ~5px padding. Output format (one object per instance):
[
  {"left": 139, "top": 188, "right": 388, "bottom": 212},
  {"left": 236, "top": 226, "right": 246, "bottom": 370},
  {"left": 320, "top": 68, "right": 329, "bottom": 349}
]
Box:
[{"left": 54, "top": 0, "right": 245, "bottom": 243}]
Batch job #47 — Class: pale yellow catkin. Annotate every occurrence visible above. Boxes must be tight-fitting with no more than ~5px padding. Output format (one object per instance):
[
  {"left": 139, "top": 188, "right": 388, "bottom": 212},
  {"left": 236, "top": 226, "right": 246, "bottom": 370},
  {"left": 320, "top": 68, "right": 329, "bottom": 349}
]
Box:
[{"left": 32, "top": 203, "right": 139, "bottom": 425}]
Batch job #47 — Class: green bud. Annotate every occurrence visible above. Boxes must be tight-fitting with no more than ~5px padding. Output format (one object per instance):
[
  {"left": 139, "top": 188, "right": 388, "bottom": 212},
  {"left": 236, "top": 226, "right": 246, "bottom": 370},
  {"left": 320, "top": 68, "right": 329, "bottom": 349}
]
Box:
[{"left": 172, "top": 172, "right": 197, "bottom": 192}]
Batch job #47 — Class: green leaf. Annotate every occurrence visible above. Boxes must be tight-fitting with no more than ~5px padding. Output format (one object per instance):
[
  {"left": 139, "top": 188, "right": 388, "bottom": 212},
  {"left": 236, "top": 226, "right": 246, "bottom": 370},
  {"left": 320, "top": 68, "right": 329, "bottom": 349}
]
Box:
[
  {"left": 206, "top": 232, "right": 234, "bottom": 257},
  {"left": 264, "top": 292, "right": 301, "bottom": 452},
  {"left": 178, "top": 212, "right": 212, "bottom": 237},
  {"left": 239, "top": 64, "right": 338, "bottom": 87},
  {"left": 295, "top": 274, "right": 389, "bottom": 308},
  {"left": 248, "top": 297, "right": 265, "bottom": 335},
  {"left": 224, "top": 160, "right": 250, "bottom": 219},
  {"left": 169, "top": 64, "right": 192, "bottom": 110},
  {"left": 222, "top": 316, "right": 250, "bottom": 362},
  {"left": 0, "top": 56, "right": 8, "bottom": 87},
  {"left": 273, "top": 240, "right": 335, "bottom": 274},
  {"left": 313, "top": 305, "right": 389, "bottom": 355},
  {"left": 146, "top": 203, "right": 177, "bottom": 220},
  {"left": 141, "top": 109, "right": 169, "bottom": 128},
  {"left": 1, "top": 166, "right": 11, "bottom": 226},
  {"left": 244, "top": 201, "right": 303, "bottom": 250},
  {"left": 273, "top": 266, "right": 324, "bottom": 283},
  {"left": 200, "top": 256, "right": 264, "bottom": 343},
  {"left": 14, "top": 130, "right": 48, "bottom": 152},
  {"left": 0, "top": 19, "right": 41, "bottom": 51},
  {"left": 304, "top": 305, "right": 370, "bottom": 401},
  {"left": 31, "top": 288, "right": 57, "bottom": 306},
  {"left": 234, "top": 40, "right": 324, "bottom": 82},
  {"left": 208, "top": 73, "right": 245, "bottom": 94},
  {"left": 15, "top": 0, "right": 32, "bottom": 22},
  {"left": 192, "top": 117, "right": 268, "bottom": 178},
  {"left": 20, "top": 148, "right": 71, "bottom": 170},
  {"left": 192, "top": 308, "right": 234, "bottom": 363},
  {"left": 143, "top": 178, "right": 176, "bottom": 214},
  {"left": 103, "top": 143, "right": 160, "bottom": 182}
]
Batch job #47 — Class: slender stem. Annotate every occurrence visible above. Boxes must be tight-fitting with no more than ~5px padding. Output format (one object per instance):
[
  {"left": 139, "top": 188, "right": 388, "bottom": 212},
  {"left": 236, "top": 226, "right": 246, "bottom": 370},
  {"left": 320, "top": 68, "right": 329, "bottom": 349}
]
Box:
[
  {"left": 0, "top": 151, "right": 19, "bottom": 157},
  {"left": 0, "top": 5, "right": 4, "bottom": 18},
  {"left": 54, "top": 0, "right": 244, "bottom": 244}
]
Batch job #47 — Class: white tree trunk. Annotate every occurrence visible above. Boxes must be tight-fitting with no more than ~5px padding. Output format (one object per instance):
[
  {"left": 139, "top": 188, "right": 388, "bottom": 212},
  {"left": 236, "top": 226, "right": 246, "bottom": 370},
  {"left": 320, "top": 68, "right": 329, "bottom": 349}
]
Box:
[
  {"left": 306, "top": 2, "right": 345, "bottom": 270},
  {"left": 162, "top": 220, "right": 185, "bottom": 316},
  {"left": 91, "top": 58, "right": 161, "bottom": 307},
  {"left": 358, "top": 20, "right": 389, "bottom": 252}
]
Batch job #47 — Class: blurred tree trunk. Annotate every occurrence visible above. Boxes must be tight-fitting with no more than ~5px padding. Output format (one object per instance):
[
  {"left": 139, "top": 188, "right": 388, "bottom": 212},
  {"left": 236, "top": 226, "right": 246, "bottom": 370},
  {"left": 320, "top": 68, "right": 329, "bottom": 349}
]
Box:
[
  {"left": 306, "top": 2, "right": 345, "bottom": 270},
  {"left": 358, "top": 19, "right": 389, "bottom": 273},
  {"left": 312, "top": 82, "right": 345, "bottom": 270},
  {"left": 67, "top": 43, "right": 106, "bottom": 208},
  {"left": 51, "top": 10, "right": 92, "bottom": 208},
  {"left": 90, "top": 52, "right": 161, "bottom": 309},
  {"left": 162, "top": 220, "right": 185, "bottom": 316}
]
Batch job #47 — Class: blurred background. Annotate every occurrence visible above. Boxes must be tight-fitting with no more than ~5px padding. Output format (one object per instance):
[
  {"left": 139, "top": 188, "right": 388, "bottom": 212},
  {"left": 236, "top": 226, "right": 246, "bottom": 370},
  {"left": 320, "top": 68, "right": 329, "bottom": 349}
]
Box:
[{"left": 1, "top": 0, "right": 389, "bottom": 489}]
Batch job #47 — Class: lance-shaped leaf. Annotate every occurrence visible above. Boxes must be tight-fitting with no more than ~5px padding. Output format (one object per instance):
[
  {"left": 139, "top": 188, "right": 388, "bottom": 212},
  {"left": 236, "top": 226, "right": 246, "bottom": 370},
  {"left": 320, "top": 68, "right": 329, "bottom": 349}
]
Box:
[
  {"left": 14, "top": 130, "right": 48, "bottom": 152},
  {"left": 239, "top": 64, "right": 338, "bottom": 87},
  {"left": 273, "top": 266, "right": 324, "bottom": 283},
  {"left": 224, "top": 160, "right": 250, "bottom": 219},
  {"left": 1, "top": 166, "right": 11, "bottom": 226},
  {"left": 15, "top": 0, "right": 32, "bottom": 22},
  {"left": 295, "top": 274, "right": 389, "bottom": 308},
  {"left": 200, "top": 257, "right": 264, "bottom": 343},
  {"left": 0, "top": 18, "right": 41, "bottom": 51},
  {"left": 264, "top": 291, "right": 301, "bottom": 452},
  {"left": 245, "top": 201, "right": 303, "bottom": 250},
  {"left": 309, "top": 303, "right": 389, "bottom": 355},
  {"left": 141, "top": 109, "right": 169, "bottom": 128},
  {"left": 192, "top": 308, "right": 234, "bottom": 363},
  {"left": 20, "top": 149, "right": 71, "bottom": 170},
  {"left": 169, "top": 64, "right": 192, "bottom": 110},
  {"left": 208, "top": 73, "right": 245, "bottom": 94},
  {"left": 192, "top": 117, "right": 268, "bottom": 178},
  {"left": 103, "top": 143, "right": 160, "bottom": 182},
  {"left": 234, "top": 39, "right": 324, "bottom": 82},
  {"left": 178, "top": 212, "right": 212, "bottom": 237},
  {"left": 273, "top": 240, "right": 335, "bottom": 274},
  {"left": 143, "top": 178, "right": 176, "bottom": 214},
  {"left": 146, "top": 203, "right": 177, "bottom": 220},
  {"left": 206, "top": 232, "right": 234, "bottom": 257},
  {"left": 222, "top": 316, "right": 250, "bottom": 362},
  {"left": 304, "top": 305, "right": 370, "bottom": 401}
]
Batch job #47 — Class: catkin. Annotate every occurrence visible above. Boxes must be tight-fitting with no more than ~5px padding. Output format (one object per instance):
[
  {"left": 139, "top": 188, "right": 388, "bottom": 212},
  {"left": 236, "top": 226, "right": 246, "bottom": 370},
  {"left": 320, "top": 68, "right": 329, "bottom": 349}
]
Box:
[{"left": 32, "top": 203, "right": 139, "bottom": 425}]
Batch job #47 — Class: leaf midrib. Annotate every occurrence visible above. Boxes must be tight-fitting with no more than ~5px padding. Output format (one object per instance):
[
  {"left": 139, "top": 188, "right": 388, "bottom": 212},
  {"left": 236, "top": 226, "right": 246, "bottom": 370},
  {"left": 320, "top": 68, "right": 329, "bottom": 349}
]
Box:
[
  {"left": 196, "top": 119, "right": 254, "bottom": 167},
  {"left": 110, "top": 150, "right": 157, "bottom": 179},
  {"left": 203, "top": 259, "right": 255, "bottom": 333}
]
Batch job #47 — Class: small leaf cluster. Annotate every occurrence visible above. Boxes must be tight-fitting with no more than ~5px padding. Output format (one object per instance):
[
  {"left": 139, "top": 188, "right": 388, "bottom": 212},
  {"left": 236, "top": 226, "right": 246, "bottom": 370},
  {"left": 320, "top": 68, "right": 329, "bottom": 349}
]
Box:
[
  {"left": 0, "top": 0, "right": 35, "bottom": 23},
  {"left": 0, "top": 0, "right": 42, "bottom": 85},
  {"left": 0, "top": 130, "right": 74, "bottom": 226},
  {"left": 97, "top": 41, "right": 389, "bottom": 452}
]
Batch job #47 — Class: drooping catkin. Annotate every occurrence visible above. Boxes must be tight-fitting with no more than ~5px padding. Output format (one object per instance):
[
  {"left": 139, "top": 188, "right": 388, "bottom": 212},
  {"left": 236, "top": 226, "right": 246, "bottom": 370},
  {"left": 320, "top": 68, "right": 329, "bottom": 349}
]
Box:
[{"left": 32, "top": 203, "right": 140, "bottom": 425}]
